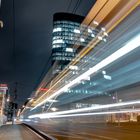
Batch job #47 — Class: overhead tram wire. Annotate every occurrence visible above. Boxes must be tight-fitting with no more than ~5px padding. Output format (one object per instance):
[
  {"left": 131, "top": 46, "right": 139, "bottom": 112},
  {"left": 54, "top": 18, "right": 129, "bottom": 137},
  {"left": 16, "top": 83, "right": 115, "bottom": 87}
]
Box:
[
  {"left": 12, "top": 0, "right": 16, "bottom": 77},
  {"left": 33, "top": 1, "right": 83, "bottom": 94},
  {"left": 40, "top": 1, "right": 84, "bottom": 111},
  {"left": 12, "top": 0, "right": 18, "bottom": 100},
  {"left": 45, "top": 0, "right": 82, "bottom": 112},
  {"left": 34, "top": 0, "right": 81, "bottom": 93},
  {"left": 34, "top": 0, "right": 80, "bottom": 97},
  {"left": 72, "top": 0, "right": 81, "bottom": 14},
  {"left": 45, "top": 2, "right": 113, "bottom": 95},
  {"left": 33, "top": 0, "right": 81, "bottom": 103},
  {"left": 67, "top": 0, "right": 72, "bottom": 12},
  {"left": 45, "top": 0, "right": 109, "bottom": 89}
]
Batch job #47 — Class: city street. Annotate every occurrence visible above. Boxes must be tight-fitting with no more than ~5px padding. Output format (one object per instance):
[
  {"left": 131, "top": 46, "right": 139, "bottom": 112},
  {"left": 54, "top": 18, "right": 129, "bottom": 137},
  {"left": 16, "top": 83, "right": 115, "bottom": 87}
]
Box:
[{"left": 30, "top": 122, "right": 140, "bottom": 140}]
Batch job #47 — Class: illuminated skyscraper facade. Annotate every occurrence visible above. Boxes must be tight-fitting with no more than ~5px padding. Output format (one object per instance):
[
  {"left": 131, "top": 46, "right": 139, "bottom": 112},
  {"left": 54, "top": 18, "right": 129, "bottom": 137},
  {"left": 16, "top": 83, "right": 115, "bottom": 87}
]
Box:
[
  {"left": 52, "top": 13, "right": 85, "bottom": 74},
  {"left": 0, "top": 84, "right": 8, "bottom": 125},
  {"left": 52, "top": 12, "right": 107, "bottom": 74}
]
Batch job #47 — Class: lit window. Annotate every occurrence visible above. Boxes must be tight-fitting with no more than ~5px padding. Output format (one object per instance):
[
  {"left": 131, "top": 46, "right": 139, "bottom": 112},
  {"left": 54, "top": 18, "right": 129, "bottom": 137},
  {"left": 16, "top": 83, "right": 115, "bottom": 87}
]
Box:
[
  {"left": 98, "top": 36, "right": 103, "bottom": 40},
  {"left": 102, "top": 70, "right": 106, "bottom": 75},
  {"left": 88, "top": 28, "right": 92, "bottom": 33},
  {"left": 53, "top": 27, "right": 62, "bottom": 32},
  {"left": 80, "top": 38, "right": 85, "bottom": 42},
  {"left": 91, "top": 34, "right": 95, "bottom": 37},
  {"left": 69, "top": 65, "right": 78, "bottom": 70},
  {"left": 74, "top": 29, "right": 80, "bottom": 34},
  {"left": 53, "top": 39, "right": 64, "bottom": 44},
  {"left": 104, "top": 32, "right": 108, "bottom": 36},
  {"left": 104, "top": 75, "right": 112, "bottom": 80},
  {"left": 93, "top": 20, "right": 99, "bottom": 25},
  {"left": 101, "top": 27, "right": 106, "bottom": 31},
  {"left": 66, "top": 48, "right": 74, "bottom": 52},
  {"left": 103, "top": 38, "right": 107, "bottom": 42}
]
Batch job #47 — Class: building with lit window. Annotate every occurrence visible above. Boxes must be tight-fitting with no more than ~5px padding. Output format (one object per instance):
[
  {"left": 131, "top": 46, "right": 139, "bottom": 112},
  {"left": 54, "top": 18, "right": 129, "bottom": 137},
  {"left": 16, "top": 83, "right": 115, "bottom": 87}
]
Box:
[
  {"left": 30, "top": 12, "right": 108, "bottom": 101},
  {"left": 0, "top": 84, "right": 8, "bottom": 125},
  {"left": 52, "top": 12, "right": 96, "bottom": 74}
]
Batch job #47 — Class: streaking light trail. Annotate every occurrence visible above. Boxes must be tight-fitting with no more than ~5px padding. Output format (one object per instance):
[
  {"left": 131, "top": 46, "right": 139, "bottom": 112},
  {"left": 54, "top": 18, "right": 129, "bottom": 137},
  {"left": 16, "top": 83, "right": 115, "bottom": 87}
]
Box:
[
  {"left": 39, "top": 109, "right": 140, "bottom": 119},
  {"left": 32, "top": 34, "right": 140, "bottom": 110},
  {"left": 29, "top": 100, "right": 140, "bottom": 119}
]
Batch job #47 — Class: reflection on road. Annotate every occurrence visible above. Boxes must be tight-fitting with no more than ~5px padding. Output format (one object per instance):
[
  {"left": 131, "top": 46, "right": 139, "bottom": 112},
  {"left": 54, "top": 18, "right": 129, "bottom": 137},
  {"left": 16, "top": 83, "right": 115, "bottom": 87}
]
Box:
[{"left": 27, "top": 120, "right": 140, "bottom": 140}]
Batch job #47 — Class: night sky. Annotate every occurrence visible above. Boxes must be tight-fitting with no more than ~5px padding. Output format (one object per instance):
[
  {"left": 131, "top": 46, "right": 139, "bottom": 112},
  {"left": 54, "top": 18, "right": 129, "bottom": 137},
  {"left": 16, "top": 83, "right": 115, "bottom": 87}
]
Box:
[{"left": 0, "top": 0, "right": 96, "bottom": 107}]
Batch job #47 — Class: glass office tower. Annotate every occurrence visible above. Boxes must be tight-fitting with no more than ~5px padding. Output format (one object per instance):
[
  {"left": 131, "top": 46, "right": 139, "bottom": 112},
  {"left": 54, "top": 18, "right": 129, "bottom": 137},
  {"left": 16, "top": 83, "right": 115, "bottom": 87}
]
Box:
[
  {"left": 0, "top": 84, "right": 8, "bottom": 125},
  {"left": 52, "top": 13, "right": 87, "bottom": 74},
  {"left": 52, "top": 12, "right": 106, "bottom": 75}
]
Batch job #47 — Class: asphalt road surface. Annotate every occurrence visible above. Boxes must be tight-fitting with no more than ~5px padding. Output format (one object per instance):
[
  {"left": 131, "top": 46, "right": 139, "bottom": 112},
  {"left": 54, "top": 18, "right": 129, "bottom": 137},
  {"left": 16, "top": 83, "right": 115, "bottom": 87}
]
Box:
[{"left": 28, "top": 121, "right": 140, "bottom": 140}]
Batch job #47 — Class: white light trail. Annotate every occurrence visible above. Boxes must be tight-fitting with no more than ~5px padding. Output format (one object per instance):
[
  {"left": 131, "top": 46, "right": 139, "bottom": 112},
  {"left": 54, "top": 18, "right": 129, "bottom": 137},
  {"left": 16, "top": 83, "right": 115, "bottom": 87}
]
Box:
[
  {"left": 29, "top": 100, "right": 140, "bottom": 119},
  {"left": 29, "top": 109, "right": 140, "bottom": 119},
  {"left": 32, "top": 34, "right": 140, "bottom": 110},
  {"left": 47, "top": 99, "right": 59, "bottom": 103}
]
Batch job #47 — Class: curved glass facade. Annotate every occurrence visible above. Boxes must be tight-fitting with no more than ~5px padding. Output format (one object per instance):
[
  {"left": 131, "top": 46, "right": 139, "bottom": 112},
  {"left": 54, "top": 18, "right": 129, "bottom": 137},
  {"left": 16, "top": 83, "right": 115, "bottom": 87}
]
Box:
[
  {"left": 52, "top": 20, "right": 100, "bottom": 62},
  {"left": 52, "top": 13, "right": 106, "bottom": 74}
]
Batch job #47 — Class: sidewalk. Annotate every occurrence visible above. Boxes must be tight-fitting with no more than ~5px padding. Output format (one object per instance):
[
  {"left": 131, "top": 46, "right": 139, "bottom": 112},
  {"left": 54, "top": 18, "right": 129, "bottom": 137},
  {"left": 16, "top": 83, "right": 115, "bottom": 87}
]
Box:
[{"left": 0, "top": 124, "right": 43, "bottom": 140}]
